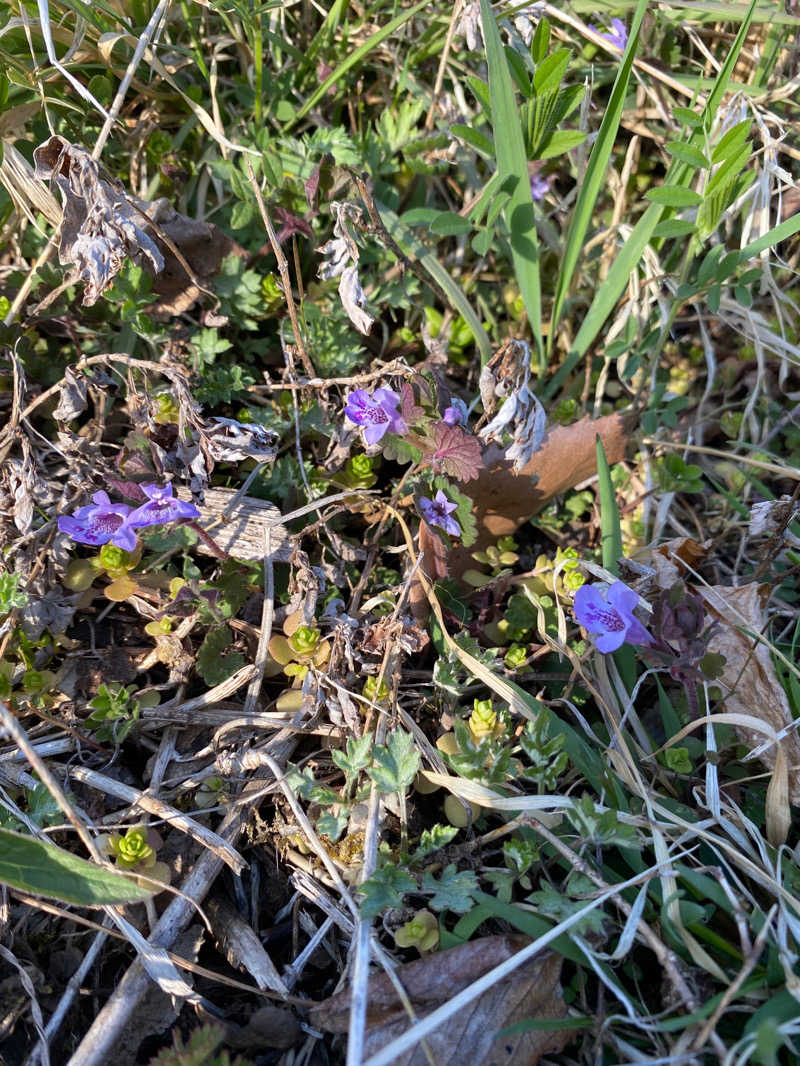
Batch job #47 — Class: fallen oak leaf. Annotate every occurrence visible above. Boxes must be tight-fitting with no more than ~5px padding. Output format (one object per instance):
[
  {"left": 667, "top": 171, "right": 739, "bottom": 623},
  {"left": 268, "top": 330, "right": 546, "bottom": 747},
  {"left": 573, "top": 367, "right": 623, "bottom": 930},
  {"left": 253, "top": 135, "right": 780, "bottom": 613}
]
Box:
[{"left": 309, "top": 935, "right": 574, "bottom": 1066}]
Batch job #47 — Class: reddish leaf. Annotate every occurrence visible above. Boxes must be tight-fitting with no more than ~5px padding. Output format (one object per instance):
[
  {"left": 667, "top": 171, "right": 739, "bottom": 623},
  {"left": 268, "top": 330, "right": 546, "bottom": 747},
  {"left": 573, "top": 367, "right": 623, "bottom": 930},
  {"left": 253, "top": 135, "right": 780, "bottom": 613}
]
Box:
[
  {"left": 428, "top": 423, "right": 483, "bottom": 483},
  {"left": 400, "top": 382, "right": 425, "bottom": 427}
]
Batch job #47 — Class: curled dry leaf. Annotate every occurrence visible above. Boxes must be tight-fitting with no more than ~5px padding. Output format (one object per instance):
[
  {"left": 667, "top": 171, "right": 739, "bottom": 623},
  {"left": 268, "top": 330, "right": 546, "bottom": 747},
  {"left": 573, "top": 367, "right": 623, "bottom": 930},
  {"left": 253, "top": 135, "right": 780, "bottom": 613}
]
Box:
[
  {"left": 698, "top": 583, "right": 800, "bottom": 822},
  {"left": 34, "top": 136, "right": 164, "bottom": 306},
  {"left": 309, "top": 935, "right": 573, "bottom": 1066},
  {"left": 200, "top": 417, "right": 278, "bottom": 464},
  {"left": 51, "top": 366, "right": 89, "bottom": 422},
  {"left": 446, "top": 411, "right": 631, "bottom": 580}
]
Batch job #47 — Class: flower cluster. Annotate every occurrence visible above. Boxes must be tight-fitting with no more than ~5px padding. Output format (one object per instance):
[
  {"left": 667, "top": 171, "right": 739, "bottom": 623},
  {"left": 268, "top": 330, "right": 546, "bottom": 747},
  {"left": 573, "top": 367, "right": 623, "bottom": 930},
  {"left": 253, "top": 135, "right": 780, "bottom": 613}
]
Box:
[
  {"left": 573, "top": 581, "right": 653, "bottom": 653},
  {"left": 58, "top": 484, "right": 200, "bottom": 551}
]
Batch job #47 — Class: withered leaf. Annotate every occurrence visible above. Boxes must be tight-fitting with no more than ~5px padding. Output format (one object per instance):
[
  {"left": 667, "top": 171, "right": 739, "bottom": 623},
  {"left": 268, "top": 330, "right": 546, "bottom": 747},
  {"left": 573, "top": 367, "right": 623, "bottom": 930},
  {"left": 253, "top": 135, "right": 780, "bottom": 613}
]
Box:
[
  {"left": 200, "top": 418, "right": 278, "bottom": 464},
  {"left": 699, "top": 583, "right": 800, "bottom": 811},
  {"left": 176, "top": 487, "right": 291, "bottom": 563},
  {"left": 309, "top": 936, "right": 573, "bottom": 1066},
  {"left": 52, "top": 366, "right": 89, "bottom": 422},
  {"left": 34, "top": 136, "right": 164, "bottom": 306}
]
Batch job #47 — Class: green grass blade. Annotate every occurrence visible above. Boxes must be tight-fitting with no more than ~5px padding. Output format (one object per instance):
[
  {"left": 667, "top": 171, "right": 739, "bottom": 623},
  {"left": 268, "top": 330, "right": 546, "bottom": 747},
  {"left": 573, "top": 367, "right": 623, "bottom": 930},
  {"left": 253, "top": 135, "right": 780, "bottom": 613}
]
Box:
[
  {"left": 377, "top": 203, "right": 493, "bottom": 363},
  {"left": 596, "top": 436, "right": 623, "bottom": 575},
  {"left": 283, "top": 0, "right": 431, "bottom": 131},
  {"left": 479, "top": 0, "right": 543, "bottom": 369},
  {"left": 544, "top": 0, "right": 759, "bottom": 399},
  {"left": 0, "top": 828, "right": 154, "bottom": 906},
  {"left": 548, "top": 0, "right": 647, "bottom": 353}
]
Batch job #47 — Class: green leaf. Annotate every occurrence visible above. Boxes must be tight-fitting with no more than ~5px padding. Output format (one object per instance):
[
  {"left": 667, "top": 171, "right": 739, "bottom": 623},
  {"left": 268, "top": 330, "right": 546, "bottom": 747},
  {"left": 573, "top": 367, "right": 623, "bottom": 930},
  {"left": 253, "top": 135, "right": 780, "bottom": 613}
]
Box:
[
  {"left": 645, "top": 186, "right": 702, "bottom": 208},
  {"left": 480, "top": 0, "right": 542, "bottom": 366},
  {"left": 359, "top": 863, "right": 417, "bottom": 919},
  {"left": 504, "top": 46, "right": 532, "bottom": 98},
  {"left": 429, "top": 212, "right": 473, "bottom": 237},
  {"left": 532, "top": 49, "right": 570, "bottom": 95},
  {"left": 0, "top": 828, "right": 153, "bottom": 905},
  {"left": 596, "top": 437, "right": 622, "bottom": 575},
  {"left": 422, "top": 863, "right": 479, "bottom": 913},
  {"left": 665, "top": 142, "right": 710, "bottom": 168},
  {"left": 711, "top": 119, "right": 751, "bottom": 164},
  {"left": 410, "top": 824, "right": 459, "bottom": 863},
  {"left": 367, "top": 730, "right": 420, "bottom": 793},
  {"left": 230, "top": 200, "right": 255, "bottom": 229},
  {"left": 530, "top": 17, "right": 550, "bottom": 63},
  {"left": 538, "top": 129, "right": 586, "bottom": 159},
  {"left": 196, "top": 626, "right": 245, "bottom": 686},
  {"left": 451, "top": 123, "right": 493, "bottom": 156},
  {"left": 331, "top": 733, "right": 374, "bottom": 784},
  {"left": 652, "top": 219, "right": 697, "bottom": 238},
  {"left": 673, "top": 106, "right": 703, "bottom": 129}
]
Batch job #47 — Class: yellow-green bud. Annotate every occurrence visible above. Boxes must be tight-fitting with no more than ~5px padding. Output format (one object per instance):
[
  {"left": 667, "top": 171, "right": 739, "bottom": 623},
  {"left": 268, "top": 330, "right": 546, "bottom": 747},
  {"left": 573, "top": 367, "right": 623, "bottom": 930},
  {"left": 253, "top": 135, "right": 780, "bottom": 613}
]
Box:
[
  {"left": 394, "top": 909, "right": 439, "bottom": 952},
  {"left": 108, "top": 828, "right": 155, "bottom": 869},
  {"left": 288, "top": 625, "right": 321, "bottom": 658}
]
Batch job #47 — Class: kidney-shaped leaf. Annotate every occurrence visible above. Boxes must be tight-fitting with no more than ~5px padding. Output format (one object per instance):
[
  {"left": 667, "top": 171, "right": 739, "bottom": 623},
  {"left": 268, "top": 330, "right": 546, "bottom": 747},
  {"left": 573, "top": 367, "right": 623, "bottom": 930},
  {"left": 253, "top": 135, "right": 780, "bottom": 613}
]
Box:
[{"left": 0, "top": 827, "right": 154, "bottom": 906}]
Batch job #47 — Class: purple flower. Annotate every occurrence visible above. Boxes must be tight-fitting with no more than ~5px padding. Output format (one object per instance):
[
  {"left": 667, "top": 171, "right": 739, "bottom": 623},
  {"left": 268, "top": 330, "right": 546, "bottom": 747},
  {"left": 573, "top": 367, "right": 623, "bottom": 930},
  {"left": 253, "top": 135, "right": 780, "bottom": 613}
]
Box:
[
  {"left": 573, "top": 581, "right": 653, "bottom": 653},
  {"left": 419, "top": 490, "right": 461, "bottom": 537},
  {"left": 344, "top": 388, "right": 407, "bottom": 446},
  {"left": 442, "top": 400, "right": 467, "bottom": 426},
  {"left": 125, "top": 483, "right": 201, "bottom": 532},
  {"left": 530, "top": 174, "right": 550, "bottom": 201},
  {"left": 591, "top": 18, "right": 628, "bottom": 50},
  {"left": 58, "top": 491, "right": 137, "bottom": 551}
]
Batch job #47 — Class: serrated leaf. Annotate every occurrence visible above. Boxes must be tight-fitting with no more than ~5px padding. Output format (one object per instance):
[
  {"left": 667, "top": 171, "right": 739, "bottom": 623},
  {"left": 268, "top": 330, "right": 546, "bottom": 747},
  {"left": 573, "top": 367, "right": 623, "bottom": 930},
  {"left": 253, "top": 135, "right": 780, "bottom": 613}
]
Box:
[
  {"left": 426, "top": 423, "right": 483, "bottom": 483},
  {"left": 665, "top": 142, "right": 709, "bottom": 168},
  {"left": 422, "top": 863, "right": 479, "bottom": 913},
  {"left": 367, "top": 730, "right": 420, "bottom": 793},
  {"left": 317, "top": 809, "right": 349, "bottom": 842},
  {"left": 359, "top": 864, "right": 417, "bottom": 919},
  {"left": 0, "top": 827, "right": 153, "bottom": 905},
  {"left": 410, "top": 824, "right": 459, "bottom": 863},
  {"left": 332, "top": 733, "right": 374, "bottom": 783},
  {"left": 644, "top": 186, "right": 702, "bottom": 208},
  {"left": 381, "top": 434, "right": 422, "bottom": 466}
]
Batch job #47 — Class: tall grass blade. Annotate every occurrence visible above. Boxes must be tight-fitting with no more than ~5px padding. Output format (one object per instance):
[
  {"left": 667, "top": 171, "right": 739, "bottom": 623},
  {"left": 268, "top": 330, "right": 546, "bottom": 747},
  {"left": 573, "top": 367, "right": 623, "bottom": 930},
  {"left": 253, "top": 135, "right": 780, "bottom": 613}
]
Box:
[
  {"left": 479, "top": 0, "right": 543, "bottom": 369},
  {"left": 548, "top": 0, "right": 647, "bottom": 354},
  {"left": 544, "top": 0, "right": 759, "bottom": 399}
]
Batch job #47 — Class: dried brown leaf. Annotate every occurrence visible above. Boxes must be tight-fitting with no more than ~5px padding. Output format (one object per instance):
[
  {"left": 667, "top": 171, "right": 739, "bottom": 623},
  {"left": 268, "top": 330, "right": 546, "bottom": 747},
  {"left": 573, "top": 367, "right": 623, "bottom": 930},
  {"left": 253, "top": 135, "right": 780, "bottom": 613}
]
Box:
[
  {"left": 699, "top": 583, "right": 800, "bottom": 811},
  {"left": 309, "top": 936, "right": 573, "bottom": 1066}
]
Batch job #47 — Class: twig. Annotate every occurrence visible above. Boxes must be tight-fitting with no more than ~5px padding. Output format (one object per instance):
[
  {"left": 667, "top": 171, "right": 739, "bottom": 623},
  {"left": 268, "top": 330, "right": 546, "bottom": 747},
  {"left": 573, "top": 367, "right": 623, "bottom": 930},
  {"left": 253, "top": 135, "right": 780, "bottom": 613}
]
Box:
[{"left": 242, "top": 527, "right": 275, "bottom": 716}]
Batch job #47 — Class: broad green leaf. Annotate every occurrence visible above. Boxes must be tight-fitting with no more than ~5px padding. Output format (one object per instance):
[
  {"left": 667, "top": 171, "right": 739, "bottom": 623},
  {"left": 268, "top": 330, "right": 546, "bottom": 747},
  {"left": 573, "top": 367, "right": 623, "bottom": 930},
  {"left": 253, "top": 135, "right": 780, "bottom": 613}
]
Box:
[
  {"left": 504, "top": 46, "right": 532, "bottom": 97},
  {"left": 429, "top": 212, "right": 473, "bottom": 236},
  {"left": 673, "top": 106, "right": 703, "bottom": 129},
  {"left": 653, "top": 219, "right": 697, "bottom": 238},
  {"left": 711, "top": 119, "right": 751, "bottom": 164},
  {"left": 480, "top": 0, "right": 543, "bottom": 366},
  {"left": 539, "top": 129, "right": 586, "bottom": 159},
  {"left": 451, "top": 123, "right": 493, "bottom": 156},
  {"left": 645, "top": 186, "right": 702, "bottom": 207},
  {"left": 530, "top": 17, "right": 550, "bottom": 64},
  {"left": 0, "top": 828, "right": 154, "bottom": 905},
  {"left": 532, "top": 48, "right": 570, "bottom": 95},
  {"left": 666, "top": 142, "right": 710, "bottom": 168}
]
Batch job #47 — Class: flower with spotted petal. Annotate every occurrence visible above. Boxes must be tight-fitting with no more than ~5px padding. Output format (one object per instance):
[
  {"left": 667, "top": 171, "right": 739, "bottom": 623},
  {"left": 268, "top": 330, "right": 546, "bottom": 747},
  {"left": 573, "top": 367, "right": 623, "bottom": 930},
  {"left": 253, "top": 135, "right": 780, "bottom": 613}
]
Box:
[{"left": 573, "top": 581, "right": 652, "bottom": 653}]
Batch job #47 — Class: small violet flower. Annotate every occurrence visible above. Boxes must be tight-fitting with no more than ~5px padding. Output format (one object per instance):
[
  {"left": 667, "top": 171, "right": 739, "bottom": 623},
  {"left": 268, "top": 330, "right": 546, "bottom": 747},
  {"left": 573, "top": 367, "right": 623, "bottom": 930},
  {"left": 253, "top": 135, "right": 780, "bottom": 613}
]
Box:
[
  {"left": 530, "top": 174, "right": 550, "bottom": 202},
  {"left": 125, "top": 483, "right": 201, "bottom": 531},
  {"left": 344, "top": 388, "right": 407, "bottom": 446},
  {"left": 590, "top": 17, "right": 628, "bottom": 50},
  {"left": 419, "top": 490, "right": 461, "bottom": 537},
  {"left": 442, "top": 398, "right": 468, "bottom": 426},
  {"left": 573, "top": 581, "right": 653, "bottom": 653},
  {"left": 58, "top": 491, "right": 137, "bottom": 551}
]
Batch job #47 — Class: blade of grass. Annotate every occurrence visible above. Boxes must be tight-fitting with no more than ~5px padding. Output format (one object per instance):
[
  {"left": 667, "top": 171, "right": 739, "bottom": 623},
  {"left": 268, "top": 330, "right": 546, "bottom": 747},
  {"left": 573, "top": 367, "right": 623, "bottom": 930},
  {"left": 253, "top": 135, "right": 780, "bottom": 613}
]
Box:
[
  {"left": 543, "top": 0, "right": 759, "bottom": 399},
  {"left": 479, "top": 0, "right": 543, "bottom": 371},
  {"left": 283, "top": 0, "right": 431, "bottom": 131},
  {"left": 377, "top": 203, "right": 493, "bottom": 363},
  {"left": 596, "top": 436, "right": 637, "bottom": 691},
  {"left": 548, "top": 0, "right": 647, "bottom": 355}
]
